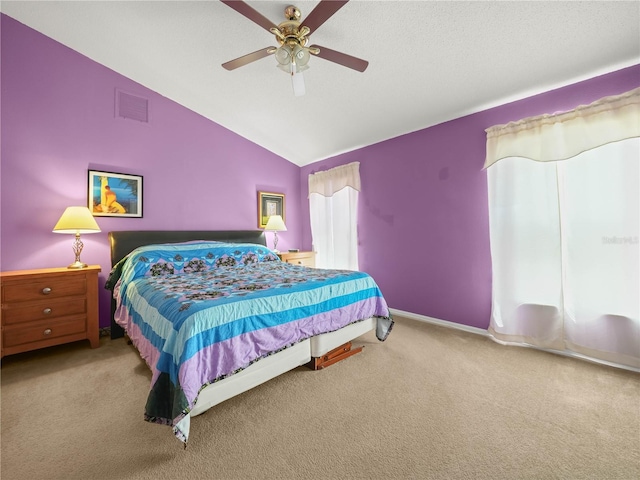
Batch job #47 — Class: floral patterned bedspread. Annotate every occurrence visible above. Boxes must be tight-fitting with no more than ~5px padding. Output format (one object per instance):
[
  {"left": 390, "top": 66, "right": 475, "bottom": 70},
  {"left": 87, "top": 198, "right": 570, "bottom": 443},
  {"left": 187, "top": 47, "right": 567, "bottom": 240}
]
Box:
[{"left": 108, "top": 241, "right": 393, "bottom": 444}]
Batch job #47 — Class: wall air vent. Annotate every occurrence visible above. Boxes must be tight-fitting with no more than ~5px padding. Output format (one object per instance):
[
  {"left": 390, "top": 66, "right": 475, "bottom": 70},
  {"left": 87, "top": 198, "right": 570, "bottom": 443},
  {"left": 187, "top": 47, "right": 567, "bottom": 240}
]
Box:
[{"left": 115, "top": 89, "right": 149, "bottom": 123}]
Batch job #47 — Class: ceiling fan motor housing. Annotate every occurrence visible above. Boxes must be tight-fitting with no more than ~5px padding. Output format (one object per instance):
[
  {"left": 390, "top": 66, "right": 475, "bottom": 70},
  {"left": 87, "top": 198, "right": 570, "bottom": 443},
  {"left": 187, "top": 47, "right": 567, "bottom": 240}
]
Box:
[{"left": 274, "top": 21, "right": 308, "bottom": 47}]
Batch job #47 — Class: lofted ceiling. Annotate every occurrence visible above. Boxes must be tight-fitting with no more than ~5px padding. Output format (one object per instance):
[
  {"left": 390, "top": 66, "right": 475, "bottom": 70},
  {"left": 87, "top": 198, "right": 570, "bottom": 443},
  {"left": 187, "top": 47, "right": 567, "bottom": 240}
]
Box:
[{"left": 2, "top": 1, "right": 639, "bottom": 167}]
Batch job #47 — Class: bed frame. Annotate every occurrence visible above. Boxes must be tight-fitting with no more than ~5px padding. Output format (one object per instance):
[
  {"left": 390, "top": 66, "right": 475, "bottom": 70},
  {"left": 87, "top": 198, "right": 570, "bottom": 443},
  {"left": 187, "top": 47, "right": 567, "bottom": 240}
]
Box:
[{"left": 107, "top": 230, "right": 377, "bottom": 438}]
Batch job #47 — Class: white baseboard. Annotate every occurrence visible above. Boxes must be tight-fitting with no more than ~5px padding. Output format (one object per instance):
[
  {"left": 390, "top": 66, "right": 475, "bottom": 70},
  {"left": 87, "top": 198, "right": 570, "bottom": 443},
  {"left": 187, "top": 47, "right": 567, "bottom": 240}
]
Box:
[
  {"left": 389, "top": 308, "right": 639, "bottom": 373},
  {"left": 389, "top": 308, "right": 490, "bottom": 337}
]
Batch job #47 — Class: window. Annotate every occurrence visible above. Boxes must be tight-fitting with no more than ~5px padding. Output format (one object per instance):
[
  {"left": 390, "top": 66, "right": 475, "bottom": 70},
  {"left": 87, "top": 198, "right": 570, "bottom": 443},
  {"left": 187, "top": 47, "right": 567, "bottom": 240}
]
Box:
[
  {"left": 308, "top": 162, "right": 361, "bottom": 270},
  {"left": 485, "top": 88, "right": 639, "bottom": 370}
]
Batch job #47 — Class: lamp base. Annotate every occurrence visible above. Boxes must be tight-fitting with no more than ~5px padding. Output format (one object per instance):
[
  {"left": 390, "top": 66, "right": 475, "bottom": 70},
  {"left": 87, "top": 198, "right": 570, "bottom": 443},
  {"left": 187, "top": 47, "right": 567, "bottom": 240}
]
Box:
[
  {"left": 68, "top": 234, "right": 87, "bottom": 269},
  {"left": 67, "top": 261, "right": 88, "bottom": 269}
]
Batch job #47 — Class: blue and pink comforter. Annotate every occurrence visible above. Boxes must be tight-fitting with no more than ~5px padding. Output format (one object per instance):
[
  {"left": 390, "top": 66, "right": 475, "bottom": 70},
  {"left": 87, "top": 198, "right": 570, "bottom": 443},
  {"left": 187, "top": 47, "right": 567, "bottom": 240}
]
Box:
[{"left": 107, "top": 241, "right": 393, "bottom": 442}]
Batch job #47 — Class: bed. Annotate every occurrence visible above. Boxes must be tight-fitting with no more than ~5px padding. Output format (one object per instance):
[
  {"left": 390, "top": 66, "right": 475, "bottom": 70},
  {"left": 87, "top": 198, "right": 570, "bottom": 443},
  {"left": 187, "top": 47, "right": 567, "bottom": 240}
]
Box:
[{"left": 106, "top": 230, "right": 393, "bottom": 446}]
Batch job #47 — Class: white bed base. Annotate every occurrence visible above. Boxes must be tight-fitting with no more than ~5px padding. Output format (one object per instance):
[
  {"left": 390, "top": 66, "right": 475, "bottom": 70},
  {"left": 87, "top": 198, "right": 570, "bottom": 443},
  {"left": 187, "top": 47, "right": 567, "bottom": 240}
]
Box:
[
  {"left": 309, "top": 317, "right": 376, "bottom": 357},
  {"left": 178, "top": 318, "right": 376, "bottom": 440}
]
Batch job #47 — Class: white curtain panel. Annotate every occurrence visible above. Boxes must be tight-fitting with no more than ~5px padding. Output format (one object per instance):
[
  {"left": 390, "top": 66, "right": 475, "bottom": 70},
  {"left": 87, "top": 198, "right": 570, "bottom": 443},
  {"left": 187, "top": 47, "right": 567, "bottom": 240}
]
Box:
[
  {"left": 487, "top": 157, "right": 565, "bottom": 350},
  {"left": 308, "top": 162, "right": 360, "bottom": 270},
  {"left": 486, "top": 89, "right": 639, "bottom": 370},
  {"left": 559, "top": 140, "right": 639, "bottom": 367}
]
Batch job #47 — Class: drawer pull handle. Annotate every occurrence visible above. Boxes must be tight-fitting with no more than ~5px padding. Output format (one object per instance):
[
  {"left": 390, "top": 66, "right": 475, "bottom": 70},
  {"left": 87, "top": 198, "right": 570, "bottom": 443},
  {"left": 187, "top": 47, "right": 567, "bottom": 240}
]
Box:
[
  {"left": 43, "top": 328, "right": 52, "bottom": 336},
  {"left": 43, "top": 308, "right": 52, "bottom": 315},
  {"left": 42, "top": 287, "right": 52, "bottom": 295}
]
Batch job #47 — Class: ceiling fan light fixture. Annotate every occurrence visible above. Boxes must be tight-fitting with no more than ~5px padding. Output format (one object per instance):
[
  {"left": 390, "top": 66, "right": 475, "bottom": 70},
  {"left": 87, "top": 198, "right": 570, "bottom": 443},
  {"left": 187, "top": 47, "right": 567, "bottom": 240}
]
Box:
[
  {"left": 277, "top": 63, "right": 308, "bottom": 74},
  {"left": 292, "top": 45, "right": 310, "bottom": 67},
  {"left": 275, "top": 45, "right": 292, "bottom": 65}
]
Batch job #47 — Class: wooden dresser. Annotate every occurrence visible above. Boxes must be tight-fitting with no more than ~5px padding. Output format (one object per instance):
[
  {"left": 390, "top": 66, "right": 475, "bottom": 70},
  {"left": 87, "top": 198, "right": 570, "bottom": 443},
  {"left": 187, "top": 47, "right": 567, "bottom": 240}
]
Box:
[
  {"left": 277, "top": 251, "right": 316, "bottom": 268},
  {"left": 0, "top": 265, "right": 101, "bottom": 358}
]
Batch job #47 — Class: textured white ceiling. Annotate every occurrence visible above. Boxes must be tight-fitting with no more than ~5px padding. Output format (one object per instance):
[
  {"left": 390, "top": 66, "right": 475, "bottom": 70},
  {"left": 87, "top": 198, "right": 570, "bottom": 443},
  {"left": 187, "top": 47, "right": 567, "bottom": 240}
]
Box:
[{"left": 2, "top": 1, "right": 639, "bottom": 166}]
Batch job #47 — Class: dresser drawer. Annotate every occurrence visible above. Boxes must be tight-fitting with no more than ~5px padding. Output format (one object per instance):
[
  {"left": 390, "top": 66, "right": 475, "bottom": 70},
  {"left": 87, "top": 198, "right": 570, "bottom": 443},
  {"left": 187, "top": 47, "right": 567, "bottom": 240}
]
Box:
[
  {"left": 3, "top": 316, "right": 87, "bottom": 348},
  {"left": 2, "top": 297, "right": 87, "bottom": 325},
  {"left": 2, "top": 275, "right": 86, "bottom": 302}
]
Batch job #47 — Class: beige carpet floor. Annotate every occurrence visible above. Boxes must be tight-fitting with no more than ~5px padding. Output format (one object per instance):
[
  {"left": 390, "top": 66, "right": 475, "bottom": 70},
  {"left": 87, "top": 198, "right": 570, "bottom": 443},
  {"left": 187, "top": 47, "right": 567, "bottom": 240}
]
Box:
[{"left": 1, "top": 316, "right": 639, "bottom": 480}]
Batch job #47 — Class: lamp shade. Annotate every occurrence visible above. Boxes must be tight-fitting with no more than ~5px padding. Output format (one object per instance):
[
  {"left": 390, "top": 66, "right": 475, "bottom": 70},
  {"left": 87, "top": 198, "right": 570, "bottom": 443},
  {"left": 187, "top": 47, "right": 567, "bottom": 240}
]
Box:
[
  {"left": 52, "top": 206, "right": 101, "bottom": 234},
  {"left": 264, "top": 215, "right": 287, "bottom": 232}
]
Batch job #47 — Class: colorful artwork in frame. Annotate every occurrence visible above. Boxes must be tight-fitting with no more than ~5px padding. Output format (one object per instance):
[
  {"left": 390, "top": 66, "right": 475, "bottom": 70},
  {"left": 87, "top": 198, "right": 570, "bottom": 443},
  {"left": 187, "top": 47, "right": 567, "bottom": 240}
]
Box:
[
  {"left": 88, "top": 170, "right": 143, "bottom": 217},
  {"left": 258, "top": 191, "right": 285, "bottom": 228}
]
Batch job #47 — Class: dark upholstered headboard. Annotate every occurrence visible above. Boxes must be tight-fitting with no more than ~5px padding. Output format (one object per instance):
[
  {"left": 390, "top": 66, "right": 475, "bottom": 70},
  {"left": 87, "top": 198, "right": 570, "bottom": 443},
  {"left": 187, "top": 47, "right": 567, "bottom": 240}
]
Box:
[
  {"left": 108, "top": 230, "right": 267, "bottom": 266},
  {"left": 107, "top": 230, "right": 267, "bottom": 338}
]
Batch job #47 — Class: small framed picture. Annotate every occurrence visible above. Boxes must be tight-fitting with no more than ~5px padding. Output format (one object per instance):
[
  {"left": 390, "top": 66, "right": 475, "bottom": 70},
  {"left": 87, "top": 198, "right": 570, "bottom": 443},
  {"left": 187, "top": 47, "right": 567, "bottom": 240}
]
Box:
[
  {"left": 258, "top": 191, "right": 285, "bottom": 228},
  {"left": 88, "top": 170, "right": 143, "bottom": 217}
]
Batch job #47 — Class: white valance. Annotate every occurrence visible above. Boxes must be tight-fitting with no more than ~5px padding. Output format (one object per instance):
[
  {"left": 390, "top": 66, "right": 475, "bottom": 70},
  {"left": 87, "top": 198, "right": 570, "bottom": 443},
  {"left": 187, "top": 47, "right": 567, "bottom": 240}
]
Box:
[
  {"left": 484, "top": 87, "right": 640, "bottom": 169},
  {"left": 308, "top": 161, "right": 361, "bottom": 197}
]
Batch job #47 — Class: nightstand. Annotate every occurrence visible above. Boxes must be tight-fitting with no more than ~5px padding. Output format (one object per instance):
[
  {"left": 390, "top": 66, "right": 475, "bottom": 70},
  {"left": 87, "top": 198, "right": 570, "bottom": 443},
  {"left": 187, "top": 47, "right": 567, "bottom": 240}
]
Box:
[
  {"left": 277, "top": 251, "right": 316, "bottom": 268},
  {"left": 0, "top": 265, "right": 101, "bottom": 358}
]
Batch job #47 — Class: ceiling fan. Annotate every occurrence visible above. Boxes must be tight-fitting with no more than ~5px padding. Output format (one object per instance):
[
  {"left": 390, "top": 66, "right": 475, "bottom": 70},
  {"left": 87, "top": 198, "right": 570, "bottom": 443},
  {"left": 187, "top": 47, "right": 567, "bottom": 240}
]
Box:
[{"left": 221, "top": 0, "right": 368, "bottom": 96}]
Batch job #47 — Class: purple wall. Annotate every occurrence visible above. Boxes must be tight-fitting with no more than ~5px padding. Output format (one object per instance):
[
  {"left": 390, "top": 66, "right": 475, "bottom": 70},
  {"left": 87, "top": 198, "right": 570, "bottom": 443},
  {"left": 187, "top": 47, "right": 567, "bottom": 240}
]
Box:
[
  {"left": 300, "top": 64, "right": 640, "bottom": 329},
  {"left": 1, "top": 15, "right": 301, "bottom": 327}
]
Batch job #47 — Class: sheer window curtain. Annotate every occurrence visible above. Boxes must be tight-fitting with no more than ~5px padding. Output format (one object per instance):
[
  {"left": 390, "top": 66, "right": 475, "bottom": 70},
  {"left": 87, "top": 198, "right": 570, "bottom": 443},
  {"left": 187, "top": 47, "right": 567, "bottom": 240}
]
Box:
[
  {"left": 485, "top": 88, "right": 640, "bottom": 370},
  {"left": 308, "top": 162, "right": 360, "bottom": 270}
]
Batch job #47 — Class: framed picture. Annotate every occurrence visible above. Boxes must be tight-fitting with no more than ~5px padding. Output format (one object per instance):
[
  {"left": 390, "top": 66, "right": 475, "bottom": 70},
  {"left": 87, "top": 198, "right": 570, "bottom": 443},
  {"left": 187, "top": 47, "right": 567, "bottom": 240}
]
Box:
[
  {"left": 88, "top": 170, "right": 143, "bottom": 217},
  {"left": 258, "top": 191, "right": 285, "bottom": 228}
]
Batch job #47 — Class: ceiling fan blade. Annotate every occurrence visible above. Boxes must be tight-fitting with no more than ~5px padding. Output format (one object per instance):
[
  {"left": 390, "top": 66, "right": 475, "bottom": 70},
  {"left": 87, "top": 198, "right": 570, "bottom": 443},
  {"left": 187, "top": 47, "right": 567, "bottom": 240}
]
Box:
[
  {"left": 220, "top": 1, "right": 277, "bottom": 33},
  {"left": 310, "top": 45, "right": 369, "bottom": 72},
  {"left": 301, "top": 0, "right": 349, "bottom": 33},
  {"left": 222, "top": 47, "right": 275, "bottom": 71}
]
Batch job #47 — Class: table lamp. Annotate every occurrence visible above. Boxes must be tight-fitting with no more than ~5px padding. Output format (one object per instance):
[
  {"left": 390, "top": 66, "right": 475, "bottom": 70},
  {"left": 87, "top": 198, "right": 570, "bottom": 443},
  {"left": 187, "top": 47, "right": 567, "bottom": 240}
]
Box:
[
  {"left": 264, "top": 214, "right": 287, "bottom": 252},
  {"left": 53, "top": 206, "right": 101, "bottom": 268}
]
